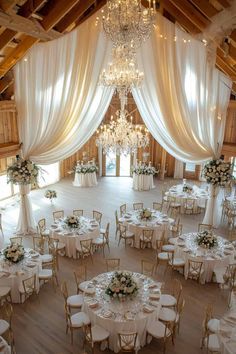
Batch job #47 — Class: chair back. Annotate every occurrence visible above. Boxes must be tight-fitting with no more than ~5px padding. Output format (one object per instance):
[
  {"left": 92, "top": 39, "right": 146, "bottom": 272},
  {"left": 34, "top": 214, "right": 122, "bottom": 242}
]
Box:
[
  {"left": 198, "top": 223, "right": 212, "bottom": 232},
  {"left": 120, "top": 204, "right": 127, "bottom": 216},
  {"left": 61, "top": 281, "right": 69, "bottom": 302},
  {"left": 104, "top": 223, "right": 110, "bottom": 242},
  {"left": 176, "top": 296, "right": 185, "bottom": 316},
  {"left": 48, "top": 238, "right": 58, "bottom": 255},
  {"left": 119, "top": 224, "right": 127, "bottom": 237},
  {"left": 141, "top": 260, "right": 155, "bottom": 276},
  {"left": 106, "top": 258, "right": 120, "bottom": 271},
  {"left": 73, "top": 209, "right": 83, "bottom": 217},
  {"left": 202, "top": 304, "right": 213, "bottom": 333},
  {"left": 118, "top": 332, "right": 137, "bottom": 352},
  {"left": 38, "top": 218, "right": 46, "bottom": 233},
  {"left": 74, "top": 265, "right": 87, "bottom": 287},
  {"left": 172, "top": 278, "right": 182, "bottom": 304},
  {"left": 153, "top": 202, "right": 162, "bottom": 211},
  {"left": 133, "top": 203, "right": 143, "bottom": 210},
  {"left": 0, "top": 302, "right": 13, "bottom": 326},
  {"left": 80, "top": 239, "right": 92, "bottom": 256},
  {"left": 32, "top": 236, "right": 44, "bottom": 254},
  {"left": 53, "top": 210, "right": 64, "bottom": 221},
  {"left": 83, "top": 323, "right": 93, "bottom": 344},
  {"left": 10, "top": 236, "right": 22, "bottom": 245},
  {"left": 64, "top": 303, "right": 72, "bottom": 328},
  {"left": 22, "top": 274, "right": 36, "bottom": 295},
  {"left": 142, "top": 229, "right": 154, "bottom": 242},
  {"left": 93, "top": 210, "right": 102, "bottom": 225},
  {"left": 188, "top": 259, "right": 203, "bottom": 281}
]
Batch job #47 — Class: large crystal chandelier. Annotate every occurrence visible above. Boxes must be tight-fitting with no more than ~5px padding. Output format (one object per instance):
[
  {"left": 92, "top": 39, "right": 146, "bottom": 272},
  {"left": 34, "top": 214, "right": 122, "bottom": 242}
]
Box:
[
  {"left": 96, "top": 109, "right": 149, "bottom": 155},
  {"left": 99, "top": 45, "right": 144, "bottom": 109},
  {"left": 102, "top": 0, "right": 156, "bottom": 49}
]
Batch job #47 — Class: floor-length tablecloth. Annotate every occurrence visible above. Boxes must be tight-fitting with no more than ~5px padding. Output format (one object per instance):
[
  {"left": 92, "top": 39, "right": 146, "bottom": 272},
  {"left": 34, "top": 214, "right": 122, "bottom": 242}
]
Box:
[
  {"left": 73, "top": 172, "right": 97, "bottom": 187},
  {"left": 132, "top": 174, "right": 155, "bottom": 191}
]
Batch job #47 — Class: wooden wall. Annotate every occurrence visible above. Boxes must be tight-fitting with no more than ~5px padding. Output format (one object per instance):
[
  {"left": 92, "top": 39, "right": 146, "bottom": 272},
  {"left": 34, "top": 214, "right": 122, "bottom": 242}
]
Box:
[{"left": 222, "top": 100, "right": 236, "bottom": 159}]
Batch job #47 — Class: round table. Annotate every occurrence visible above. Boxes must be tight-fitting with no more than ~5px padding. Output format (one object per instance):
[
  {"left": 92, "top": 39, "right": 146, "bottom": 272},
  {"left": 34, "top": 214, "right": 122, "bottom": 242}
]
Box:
[
  {"left": 73, "top": 172, "right": 97, "bottom": 187},
  {"left": 82, "top": 271, "right": 161, "bottom": 353},
  {"left": 50, "top": 216, "right": 100, "bottom": 259},
  {"left": 132, "top": 174, "right": 155, "bottom": 191},
  {"left": 165, "top": 184, "right": 209, "bottom": 213},
  {"left": 119, "top": 210, "right": 173, "bottom": 248},
  {"left": 0, "top": 248, "right": 41, "bottom": 303},
  {"left": 173, "top": 233, "right": 235, "bottom": 284}
]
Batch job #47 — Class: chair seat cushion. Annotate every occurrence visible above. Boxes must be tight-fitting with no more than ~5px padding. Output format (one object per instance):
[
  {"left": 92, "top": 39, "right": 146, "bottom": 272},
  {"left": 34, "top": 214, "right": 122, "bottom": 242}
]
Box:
[
  {"left": 39, "top": 269, "right": 52, "bottom": 279},
  {"left": 67, "top": 294, "right": 84, "bottom": 308},
  {"left": 147, "top": 320, "right": 171, "bottom": 339},
  {"left": 162, "top": 245, "right": 175, "bottom": 252},
  {"left": 124, "top": 231, "right": 134, "bottom": 238},
  {"left": 0, "top": 320, "right": 9, "bottom": 335},
  {"left": 0, "top": 287, "right": 11, "bottom": 297},
  {"left": 40, "top": 254, "right": 53, "bottom": 263},
  {"left": 204, "top": 334, "right": 220, "bottom": 351},
  {"left": 92, "top": 238, "right": 105, "bottom": 245},
  {"left": 207, "top": 318, "right": 220, "bottom": 333},
  {"left": 157, "top": 252, "right": 168, "bottom": 261},
  {"left": 168, "top": 238, "right": 177, "bottom": 245},
  {"left": 169, "top": 258, "right": 185, "bottom": 266},
  {"left": 92, "top": 325, "right": 109, "bottom": 342},
  {"left": 159, "top": 307, "right": 176, "bottom": 322},
  {"left": 160, "top": 294, "right": 176, "bottom": 307},
  {"left": 57, "top": 242, "right": 65, "bottom": 250},
  {"left": 71, "top": 312, "right": 90, "bottom": 328}
]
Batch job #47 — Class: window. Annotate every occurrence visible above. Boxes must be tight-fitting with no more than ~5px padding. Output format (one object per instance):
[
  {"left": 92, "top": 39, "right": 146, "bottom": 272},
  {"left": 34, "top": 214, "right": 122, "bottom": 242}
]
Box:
[
  {"left": 185, "top": 163, "right": 196, "bottom": 172},
  {"left": 38, "top": 163, "right": 60, "bottom": 188},
  {"left": 0, "top": 174, "right": 12, "bottom": 200}
]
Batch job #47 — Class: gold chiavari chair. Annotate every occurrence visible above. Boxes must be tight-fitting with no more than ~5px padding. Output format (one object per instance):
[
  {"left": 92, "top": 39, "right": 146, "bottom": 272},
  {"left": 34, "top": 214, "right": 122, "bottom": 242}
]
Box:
[
  {"left": 0, "top": 213, "right": 4, "bottom": 237},
  {"left": 174, "top": 297, "right": 185, "bottom": 335},
  {"left": 183, "top": 198, "right": 196, "bottom": 214},
  {"left": 106, "top": 258, "right": 120, "bottom": 272},
  {"left": 92, "top": 223, "right": 110, "bottom": 256},
  {"left": 228, "top": 264, "right": 236, "bottom": 307},
  {"left": 53, "top": 210, "right": 64, "bottom": 222},
  {"left": 38, "top": 258, "right": 59, "bottom": 290},
  {"left": 74, "top": 265, "right": 88, "bottom": 294},
  {"left": 187, "top": 258, "right": 203, "bottom": 282},
  {"left": 201, "top": 304, "right": 220, "bottom": 352},
  {"left": 133, "top": 202, "right": 143, "bottom": 210},
  {"left": 167, "top": 252, "right": 185, "bottom": 274},
  {"left": 64, "top": 303, "right": 90, "bottom": 344},
  {"left": 120, "top": 204, "right": 127, "bottom": 216},
  {"left": 60, "top": 281, "right": 83, "bottom": 310},
  {"left": 118, "top": 332, "right": 138, "bottom": 353},
  {"left": 198, "top": 223, "right": 213, "bottom": 232},
  {"left": 115, "top": 210, "right": 120, "bottom": 239},
  {"left": 48, "top": 237, "right": 66, "bottom": 270},
  {"left": 10, "top": 236, "right": 22, "bottom": 245},
  {"left": 146, "top": 320, "right": 174, "bottom": 354},
  {"left": 83, "top": 322, "right": 109, "bottom": 353},
  {"left": 141, "top": 260, "right": 155, "bottom": 277},
  {"left": 0, "top": 303, "right": 15, "bottom": 352},
  {"left": 153, "top": 202, "right": 162, "bottom": 211},
  {"left": 160, "top": 279, "right": 183, "bottom": 309},
  {"left": 37, "top": 218, "right": 50, "bottom": 238},
  {"left": 118, "top": 224, "right": 135, "bottom": 248},
  {"left": 32, "top": 236, "right": 45, "bottom": 254},
  {"left": 92, "top": 210, "right": 102, "bottom": 225},
  {"left": 140, "top": 229, "right": 154, "bottom": 249},
  {"left": 155, "top": 233, "right": 169, "bottom": 273},
  {"left": 0, "top": 286, "right": 11, "bottom": 305},
  {"left": 19, "top": 274, "right": 37, "bottom": 303},
  {"left": 76, "top": 239, "right": 93, "bottom": 263},
  {"left": 168, "top": 196, "right": 181, "bottom": 213},
  {"left": 73, "top": 209, "right": 83, "bottom": 217}
]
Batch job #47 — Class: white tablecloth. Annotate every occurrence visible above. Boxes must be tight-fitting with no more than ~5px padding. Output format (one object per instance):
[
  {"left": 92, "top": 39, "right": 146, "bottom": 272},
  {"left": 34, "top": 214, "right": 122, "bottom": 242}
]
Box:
[
  {"left": 219, "top": 294, "right": 236, "bottom": 354},
  {"left": 119, "top": 210, "right": 173, "bottom": 248},
  {"left": 0, "top": 248, "right": 41, "bottom": 303},
  {"left": 50, "top": 217, "right": 99, "bottom": 259},
  {"left": 165, "top": 184, "right": 209, "bottom": 213},
  {"left": 0, "top": 337, "right": 11, "bottom": 354},
  {"left": 132, "top": 174, "right": 155, "bottom": 191},
  {"left": 73, "top": 172, "right": 97, "bottom": 187},
  {"left": 82, "top": 272, "right": 161, "bottom": 353},
  {"left": 174, "top": 233, "right": 235, "bottom": 284}
]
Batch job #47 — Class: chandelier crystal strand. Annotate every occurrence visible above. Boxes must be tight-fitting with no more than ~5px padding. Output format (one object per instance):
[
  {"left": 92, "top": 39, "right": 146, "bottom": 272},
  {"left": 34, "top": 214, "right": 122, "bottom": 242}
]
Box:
[
  {"left": 102, "top": 0, "right": 156, "bottom": 49},
  {"left": 96, "top": 109, "right": 149, "bottom": 155}
]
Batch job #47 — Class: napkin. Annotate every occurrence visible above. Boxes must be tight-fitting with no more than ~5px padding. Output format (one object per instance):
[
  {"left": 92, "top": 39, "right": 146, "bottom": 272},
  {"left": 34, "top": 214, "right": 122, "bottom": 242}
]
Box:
[
  {"left": 101, "top": 310, "right": 112, "bottom": 318},
  {"left": 124, "top": 311, "right": 135, "bottom": 320},
  {"left": 149, "top": 293, "right": 160, "bottom": 300},
  {"left": 88, "top": 300, "right": 98, "bottom": 309},
  {"left": 143, "top": 304, "right": 154, "bottom": 313}
]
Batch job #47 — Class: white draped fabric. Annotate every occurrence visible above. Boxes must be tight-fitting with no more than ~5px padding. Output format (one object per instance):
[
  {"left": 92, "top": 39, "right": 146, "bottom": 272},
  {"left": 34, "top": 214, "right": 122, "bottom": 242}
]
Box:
[
  {"left": 174, "top": 160, "right": 184, "bottom": 179},
  {"left": 16, "top": 184, "right": 36, "bottom": 235},
  {"left": 132, "top": 13, "right": 232, "bottom": 164}
]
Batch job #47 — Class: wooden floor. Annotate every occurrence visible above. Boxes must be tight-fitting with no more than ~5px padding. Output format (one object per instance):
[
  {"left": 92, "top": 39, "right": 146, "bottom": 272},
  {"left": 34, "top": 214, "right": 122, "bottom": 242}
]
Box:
[{"left": 0, "top": 176, "right": 231, "bottom": 354}]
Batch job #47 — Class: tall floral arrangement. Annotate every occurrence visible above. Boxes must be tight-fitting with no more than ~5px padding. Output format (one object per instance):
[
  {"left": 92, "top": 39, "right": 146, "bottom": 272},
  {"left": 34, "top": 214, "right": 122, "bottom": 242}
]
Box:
[
  {"left": 3, "top": 244, "right": 25, "bottom": 263},
  {"left": 132, "top": 165, "right": 157, "bottom": 175},
  {"left": 7, "top": 155, "right": 40, "bottom": 185},
  {"left": 105, "top": 271, "right": 138, "bottom": 300},
  {"left": 74, "top": 164, "right": 98, "bottom": 174},
  {"left": 202, "top": 159, "right": 232, "bottom": 187}
]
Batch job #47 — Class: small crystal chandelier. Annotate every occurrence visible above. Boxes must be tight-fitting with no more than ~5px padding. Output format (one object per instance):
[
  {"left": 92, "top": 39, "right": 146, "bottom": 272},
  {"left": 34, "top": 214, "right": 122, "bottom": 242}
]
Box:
[
  {"left": 96, "top": 109, "right": 149, "bottom": 155},
  {"left": 99, "top": 45, "right": 144, "bottom": 109},
  {"left": 102, "top": 0, "right": 156, "bottom": 49}
]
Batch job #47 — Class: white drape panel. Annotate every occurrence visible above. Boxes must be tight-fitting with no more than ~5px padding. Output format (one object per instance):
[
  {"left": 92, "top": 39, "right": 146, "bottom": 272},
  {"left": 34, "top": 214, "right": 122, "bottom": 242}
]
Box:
[
  {"left": 16, "top": 184, "right": 36, "bottom": 235},
  {"left": 174, "top": 160, "right": 184, "bottom": 179},
  {"left": 14, "top": 17, "right": 113, "bottom": 164},
  {"left": 132, "top": 14, "right": 232, "bottom": 163},
  {"left": 203, "top": 185, "right": 224, "bottom": 228}
]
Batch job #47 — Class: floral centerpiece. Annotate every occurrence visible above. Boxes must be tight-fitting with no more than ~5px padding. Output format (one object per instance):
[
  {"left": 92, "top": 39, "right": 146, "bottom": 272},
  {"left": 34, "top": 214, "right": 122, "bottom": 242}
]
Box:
[
  {"left": 202, "top": 159, "right": 232, "bottom": 187},
  {"left": 105, "top": 271, "right": 138, "bottom": 300},
  {"left": 139, "top": 208, "right": 153, "bottom": 221},
  {"left": 183, "top": 184, "right": 193, "bottom": 193},
  {"left": 74, "top": 163, "right": 98, "bottom": 174},
  {"left": 64, "top": 215, "right": 80, "bottom": 229},
  {"left": 132, "top": 165, "right": 157, "bottom": 175},
  {"left": 7, "top": 155, "right": 40, "bottom": 185},
  {"left": 196, "top": 230, "right": 218, "bottom": 249},
  {"left": 3, "top": 244, "right": 25, "bottom": 263},
  {"left": 45, "top": 190, "right": 57, "bottom": 201}
]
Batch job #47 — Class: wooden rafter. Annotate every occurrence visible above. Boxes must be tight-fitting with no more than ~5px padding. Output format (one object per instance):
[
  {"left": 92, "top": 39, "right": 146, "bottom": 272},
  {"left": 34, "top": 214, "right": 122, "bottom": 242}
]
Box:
[
  {"left": 0, "top": 74, "right": 13, "bottom": 93},
  {"left": 75, "top": 0, "right": 106, "bottom": 26},
  {"left": 216, "top": 0, "right": 231, "bottom": 8},
  {"left": 189, "top": 0, "right": 219, "bottom": 18},
  {"left": 0, "top": 0, "right": 18, "bottom": 12}
]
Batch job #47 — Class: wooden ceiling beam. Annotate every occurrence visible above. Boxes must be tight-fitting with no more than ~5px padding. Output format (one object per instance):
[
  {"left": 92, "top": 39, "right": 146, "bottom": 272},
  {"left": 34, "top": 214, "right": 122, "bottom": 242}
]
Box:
[
  {"left": 0, "top": 28, "right": 17, "bottom": 50},
  {"left": 162, "top": 0, "right": 200, "bottom": 34},
  {"left": 2, "top": 81, "right": 13, "bottom": 99},
  {"left": 189, "top": 0, "right": 219, "bottom": 18},
  {"left": 55, "top": 0, "right": 95, "bottom": 33},
  {"left": 41, "top": 0, "right": 81, "bottom": 31},
  {"left": 75, "top": 0, "right": 106, "bottom": 27},
  {"left": 168, "top": 0, "right": 211, "bottom": 31},
  {"left": 0, "top": 11, "right": 62, "bottom": 41},
  {"left": 216, "top": 0, "right": 230, "bottom": 8},
  {"left": 216, "top": 54, "right": 236, "bottom": 81},
  {"left": 0, "top": 74, "right": 13, "bottom": 93},
  {"left": 230, "top": 29, "right": 236, "bottom": 44},
  {"left": 0, "top": 0, "right": 18, "bottom": 12}
]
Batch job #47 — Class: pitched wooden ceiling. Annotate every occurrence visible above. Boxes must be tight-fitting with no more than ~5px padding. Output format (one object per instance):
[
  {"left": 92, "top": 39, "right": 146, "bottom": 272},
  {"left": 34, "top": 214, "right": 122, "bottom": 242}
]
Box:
[{"left": 0, "top": 0, "right": 235, "bottom": 100}]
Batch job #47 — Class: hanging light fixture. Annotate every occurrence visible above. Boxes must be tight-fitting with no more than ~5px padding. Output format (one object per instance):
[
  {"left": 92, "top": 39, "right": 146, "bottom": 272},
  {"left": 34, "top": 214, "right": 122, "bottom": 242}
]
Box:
[
  {"left": 96, "top": 109, "right": 149, "bottom": 155},
  {"left": 101, "top": 0, "right": 156, "bottom": 49}
]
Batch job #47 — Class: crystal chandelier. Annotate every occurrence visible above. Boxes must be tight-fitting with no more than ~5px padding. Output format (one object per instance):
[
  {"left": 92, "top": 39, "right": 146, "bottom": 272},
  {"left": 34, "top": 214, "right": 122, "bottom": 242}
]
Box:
[
  {"left": 96, "top": 109, "right": 149, "bottom": 155},
  {"left": 102, "top": 0, "right": 156, "bottom": 49},
  {"left": 99, "top": 45, "right": 144, "bottom": 109}
]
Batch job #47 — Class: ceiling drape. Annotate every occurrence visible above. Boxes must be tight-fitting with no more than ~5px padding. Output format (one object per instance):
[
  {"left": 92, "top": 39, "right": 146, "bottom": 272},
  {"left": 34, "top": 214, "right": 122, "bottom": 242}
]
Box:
[
  {"left": 132, "top": 13, "right": 232, "bottom": 163},
  {"left": 14, "top": 14, "right": 113, "bottom": 164}
]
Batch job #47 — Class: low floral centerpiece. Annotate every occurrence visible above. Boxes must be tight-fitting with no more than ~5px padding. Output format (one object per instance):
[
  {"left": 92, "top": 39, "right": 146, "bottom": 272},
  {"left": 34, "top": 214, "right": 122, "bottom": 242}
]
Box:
[
  {"left": 132, "top": 165, "right": 157, "bottom": 175},
  {"left": 202, "top": 159, "right": 232, "bottom": 186},
  {"left": 75, "top": 163, "right": 98, "bottom": 174},
  {"left": 183, "top": 184, "right": 193, "bottom": 193},
  {"left": 105, "top": 271, "right": 138, "bottom": 300},
  {"left": 3, "top": 244, "right": 25, "bottom": 263},
  {"left": 196, "top": 230, "right": 218, "bottom": 249},
  {"left": 64, "top": 215, "right": 80, "bottom": 229},
  {"left": 7, "top": 155, "right": 40, "bottom": 185},
  {"left": 45, "top": 190, "right": 57, "bottom": 201},
  {"left": 139, "top": 208, "right": 153, "bottom": 221}
]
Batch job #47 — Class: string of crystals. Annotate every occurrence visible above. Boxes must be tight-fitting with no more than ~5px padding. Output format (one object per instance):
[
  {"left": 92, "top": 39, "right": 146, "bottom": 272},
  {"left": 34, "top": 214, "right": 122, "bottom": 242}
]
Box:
[{"left": 101, "top": 0, "right": 156, "bottom": 49}]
